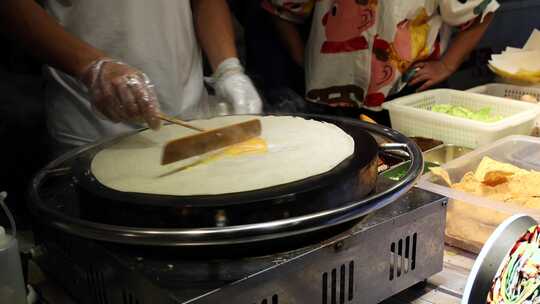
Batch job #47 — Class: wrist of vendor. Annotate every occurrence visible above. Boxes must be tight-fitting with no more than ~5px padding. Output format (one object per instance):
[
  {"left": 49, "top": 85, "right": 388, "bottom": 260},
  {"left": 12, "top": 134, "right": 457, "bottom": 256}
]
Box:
[
  {"left": 440, "top": 57, "right": 459, "bottom": 74},
  {"left": 75, "top": 48, "right": 108, "bottom": 73},
  {"left": 212, "top": 57, "right": 245, "bottom": 82},
  {"left": 77, "top": 53, "right": 111, "bottom": 86}
]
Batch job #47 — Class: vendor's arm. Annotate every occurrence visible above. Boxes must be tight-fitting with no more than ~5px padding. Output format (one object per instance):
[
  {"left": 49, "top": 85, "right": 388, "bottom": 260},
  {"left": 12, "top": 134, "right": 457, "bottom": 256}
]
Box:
[
  {"left": 0, "top": 0, "right": 161, "bottom": 129},
  {"left": 191, "top": 0, "right": 237, "bottom": 71},
  {"left": 273, "top": 16, "right": 305, "bottom": 67},
  {"left": 192, "top": 0, "right": 262, "bottom": 114},
  {"left": 440, "top": 14, "right": 493, "bottom": 75},
  {"left": 0, "top": 0, "right": 103, "bottom": 78},
  {"left": 410, "top": 0, "right": 499, "bottom": 91},
  {"left": 261, "top": 0, "right": 313, "bottom": 67}
]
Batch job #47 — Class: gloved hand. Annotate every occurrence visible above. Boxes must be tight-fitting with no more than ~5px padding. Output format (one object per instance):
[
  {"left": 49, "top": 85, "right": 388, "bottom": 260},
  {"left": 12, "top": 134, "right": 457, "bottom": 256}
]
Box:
[
  {"left": 213, "top": 58, "right": 263, "bottom": 114},
  {"left": 80, "top": 58, "right": 161, "bottom": 130}
]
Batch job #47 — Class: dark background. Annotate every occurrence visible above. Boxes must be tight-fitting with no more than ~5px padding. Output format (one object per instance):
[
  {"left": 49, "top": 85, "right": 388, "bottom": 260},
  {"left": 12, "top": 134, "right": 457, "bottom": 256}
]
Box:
[{"left": 1, "top": 0, "right": 539, "bottom": 226}]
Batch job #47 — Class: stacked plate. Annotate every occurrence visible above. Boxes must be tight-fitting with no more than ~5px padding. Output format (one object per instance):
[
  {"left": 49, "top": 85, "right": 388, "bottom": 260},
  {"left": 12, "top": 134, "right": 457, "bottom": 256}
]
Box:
[{"left": 489, "top": 29, "right": 540, "bottom": 84}]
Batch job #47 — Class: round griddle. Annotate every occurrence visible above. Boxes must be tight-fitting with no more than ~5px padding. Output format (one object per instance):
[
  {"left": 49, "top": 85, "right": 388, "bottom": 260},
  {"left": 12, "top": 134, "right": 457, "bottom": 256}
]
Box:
[
  {"left": 28, "top": 114, "right": 423, "bottom": 247},
  {"left": 71, "top": 115, "right": 378, "bottom": 208}
]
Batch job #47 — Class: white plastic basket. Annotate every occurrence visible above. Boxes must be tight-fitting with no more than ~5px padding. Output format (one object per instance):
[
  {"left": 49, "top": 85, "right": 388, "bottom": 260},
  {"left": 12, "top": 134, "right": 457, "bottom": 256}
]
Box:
[
  {"left": 467, "top": 83, "right": 540, "bottom": 101},
  {"left": 382, "top": 89, "right": 540, "bottom": 148}
]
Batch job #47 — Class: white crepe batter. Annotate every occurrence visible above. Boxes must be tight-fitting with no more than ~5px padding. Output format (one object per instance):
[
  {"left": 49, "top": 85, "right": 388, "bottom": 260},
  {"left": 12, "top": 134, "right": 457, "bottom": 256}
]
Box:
[{"left": 91, "top": 115, "right": 355, "bottom": 196}]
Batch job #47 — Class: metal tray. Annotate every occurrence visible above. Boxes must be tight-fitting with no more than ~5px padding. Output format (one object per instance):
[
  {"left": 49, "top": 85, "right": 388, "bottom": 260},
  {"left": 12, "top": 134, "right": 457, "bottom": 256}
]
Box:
[
  {"left": 28, "top": 114, "right": 424, "bottom": 247},
  {"left": 423, "top": 144, "right": 472, "bottom": 166}
]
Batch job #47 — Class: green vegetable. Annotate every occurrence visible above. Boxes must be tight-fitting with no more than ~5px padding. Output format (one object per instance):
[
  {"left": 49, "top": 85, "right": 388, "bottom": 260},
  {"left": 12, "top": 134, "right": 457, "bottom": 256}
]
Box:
[
  {"left": 381, "top": 161, "right": 437, "bottom": 181},
  {"left": 431, "top": 104, "right": 453, "bottom": 113},
  {"left": 430, "top": 104, "right": 503, "bottom": 122}
]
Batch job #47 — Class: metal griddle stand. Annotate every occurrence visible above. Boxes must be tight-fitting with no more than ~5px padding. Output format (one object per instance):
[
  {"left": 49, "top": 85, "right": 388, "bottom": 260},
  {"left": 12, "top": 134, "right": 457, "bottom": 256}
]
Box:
[{"left": 32, "top": 184, "right": 446, "bottom": 304}]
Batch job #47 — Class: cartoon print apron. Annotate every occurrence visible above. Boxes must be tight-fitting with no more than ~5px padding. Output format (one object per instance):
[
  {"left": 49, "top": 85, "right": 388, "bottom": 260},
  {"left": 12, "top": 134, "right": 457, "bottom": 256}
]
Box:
[{"left": 263, "top": 0, "right": 499, "bottom": 110}]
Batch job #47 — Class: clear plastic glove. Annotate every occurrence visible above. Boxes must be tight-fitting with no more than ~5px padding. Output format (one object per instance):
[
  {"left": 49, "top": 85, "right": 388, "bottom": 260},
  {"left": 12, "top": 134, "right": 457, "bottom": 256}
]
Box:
[
  {"left": 213, "top": 58, "right": 263, "bottom": 114},
  {"left": 80, "top": 58, "right": 161, "bottom": 129}
]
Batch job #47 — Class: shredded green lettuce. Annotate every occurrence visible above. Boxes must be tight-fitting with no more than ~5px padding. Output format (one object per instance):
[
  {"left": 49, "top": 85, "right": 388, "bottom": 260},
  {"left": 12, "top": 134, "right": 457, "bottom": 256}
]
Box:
[{"left": 430, "top": 104, "right": 503, "bottom": 122}]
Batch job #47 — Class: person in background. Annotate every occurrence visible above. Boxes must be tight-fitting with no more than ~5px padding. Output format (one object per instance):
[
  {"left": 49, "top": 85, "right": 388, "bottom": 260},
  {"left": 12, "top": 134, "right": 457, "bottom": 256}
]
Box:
[
  {"left": 0, "top": 0, "right": 262, "bottom": 154},
  {"left": 263, "top": 0, "right": 498, "bottom": 124},
  {"left": 225, "top": 0, "right": 310, "bottom": 114}
]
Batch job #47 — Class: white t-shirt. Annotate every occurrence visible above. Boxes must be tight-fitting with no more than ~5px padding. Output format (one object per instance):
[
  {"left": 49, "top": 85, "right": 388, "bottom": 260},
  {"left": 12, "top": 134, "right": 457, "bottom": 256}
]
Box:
[{"left": 44, "top": 0, "right": 209, "bottom": 146}]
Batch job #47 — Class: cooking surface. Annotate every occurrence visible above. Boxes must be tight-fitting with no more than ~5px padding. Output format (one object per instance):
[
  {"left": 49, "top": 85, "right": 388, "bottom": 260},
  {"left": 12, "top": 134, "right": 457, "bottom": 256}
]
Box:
[
  {"left": 74, "top": 114, "right": 376, "bottom": 208},
  {"left": 90, "top": 116, "right": 355, "bottom": 197}
]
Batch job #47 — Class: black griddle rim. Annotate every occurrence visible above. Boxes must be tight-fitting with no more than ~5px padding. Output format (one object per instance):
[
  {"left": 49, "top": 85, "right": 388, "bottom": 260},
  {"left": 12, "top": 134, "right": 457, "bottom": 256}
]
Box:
[{"left": 28, "top": 114, "right": 424, "bottom": 247}]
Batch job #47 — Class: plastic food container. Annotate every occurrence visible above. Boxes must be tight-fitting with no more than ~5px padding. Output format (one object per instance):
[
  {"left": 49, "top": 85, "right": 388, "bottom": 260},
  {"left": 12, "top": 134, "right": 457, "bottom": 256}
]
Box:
[
  {"left": 0, "top": 192, "right": 26, "bottom": 304},
  {"left": 382, "top": 89, "right": 540, "bottom": 148},
  {"left": 417, "top": 135, "right": 540, "bottom": 253}
]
